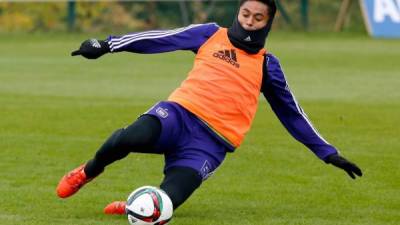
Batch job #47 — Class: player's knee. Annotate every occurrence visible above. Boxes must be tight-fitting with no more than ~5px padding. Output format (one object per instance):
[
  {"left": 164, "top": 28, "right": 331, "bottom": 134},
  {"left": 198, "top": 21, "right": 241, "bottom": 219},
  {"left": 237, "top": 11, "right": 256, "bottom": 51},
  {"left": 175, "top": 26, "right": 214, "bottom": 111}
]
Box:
[
  {"left": 97, "top": 115, "right": 161, "bottom": 156},
  {"left": 120, "top": 116, "right": 161, "bottom": 147},
  {"left": 109, "top": 128, "right": 126, "bottom": 148},
  {"left": 93, "top": 128, "right": 126, "bottom": 160}
]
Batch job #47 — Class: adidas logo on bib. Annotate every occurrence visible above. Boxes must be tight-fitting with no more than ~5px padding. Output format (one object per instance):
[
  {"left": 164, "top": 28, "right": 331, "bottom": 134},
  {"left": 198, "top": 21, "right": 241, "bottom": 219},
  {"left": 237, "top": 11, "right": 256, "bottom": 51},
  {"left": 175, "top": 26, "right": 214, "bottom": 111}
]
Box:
[{"left": 212, "top": 49, "right": 240, "bottom": 68}]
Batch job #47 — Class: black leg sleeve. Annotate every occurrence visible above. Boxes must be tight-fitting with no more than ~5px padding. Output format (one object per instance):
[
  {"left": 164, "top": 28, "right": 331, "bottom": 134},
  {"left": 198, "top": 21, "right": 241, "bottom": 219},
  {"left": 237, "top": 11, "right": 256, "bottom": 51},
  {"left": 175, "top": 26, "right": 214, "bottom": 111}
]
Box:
[
  {"left": 160, "top": 166, "right": 202, "bottom": 210},
  {"left": 84, "top": 115, "right": 161, "bottom": 178}
]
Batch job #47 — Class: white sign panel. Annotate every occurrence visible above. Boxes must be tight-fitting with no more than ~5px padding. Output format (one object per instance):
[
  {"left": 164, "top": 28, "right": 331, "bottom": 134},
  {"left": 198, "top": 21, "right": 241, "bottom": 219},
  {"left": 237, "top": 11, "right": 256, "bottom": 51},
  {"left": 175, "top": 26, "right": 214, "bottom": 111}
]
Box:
[{"left": 360, "top": 0, "right": 400, "bottom": 38}]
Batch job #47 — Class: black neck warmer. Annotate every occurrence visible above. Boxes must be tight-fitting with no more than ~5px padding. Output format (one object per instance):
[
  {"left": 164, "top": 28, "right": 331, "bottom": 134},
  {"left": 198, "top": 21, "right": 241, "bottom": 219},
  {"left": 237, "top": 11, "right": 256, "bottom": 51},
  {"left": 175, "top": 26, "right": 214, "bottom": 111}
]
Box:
[{"left": 227, "top": 16, "right": 273, "bottom": 54}]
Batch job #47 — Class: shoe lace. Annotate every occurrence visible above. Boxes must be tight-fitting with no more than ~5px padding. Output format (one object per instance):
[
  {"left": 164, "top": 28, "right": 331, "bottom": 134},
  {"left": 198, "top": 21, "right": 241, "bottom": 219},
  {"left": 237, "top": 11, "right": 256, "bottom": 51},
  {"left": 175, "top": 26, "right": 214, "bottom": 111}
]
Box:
[
  {"left": 117, "top": 202, "right": 126, "bottom": 210},
  {"left": 66, "top": 167, "right": 87, "bottom": 188},
  {"left": 116, "top": 202, "right": 126, "bottom": 213}
]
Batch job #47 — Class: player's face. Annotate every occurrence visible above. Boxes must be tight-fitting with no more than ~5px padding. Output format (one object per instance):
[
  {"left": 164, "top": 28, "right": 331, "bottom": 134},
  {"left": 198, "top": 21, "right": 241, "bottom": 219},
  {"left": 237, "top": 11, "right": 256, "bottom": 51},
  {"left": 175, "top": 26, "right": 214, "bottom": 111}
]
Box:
[{"left": 238, "top": 1, "right": 270, "bottom": 31}]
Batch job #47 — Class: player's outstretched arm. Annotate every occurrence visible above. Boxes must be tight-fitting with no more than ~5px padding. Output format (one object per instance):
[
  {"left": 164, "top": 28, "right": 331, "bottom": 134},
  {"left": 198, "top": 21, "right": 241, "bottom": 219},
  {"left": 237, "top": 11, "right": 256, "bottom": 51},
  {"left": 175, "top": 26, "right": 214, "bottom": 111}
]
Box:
[
  {"left": 71, "top": 39, "right": 110, "bottom": 59},
  {"left": 107, "top": 23, "right": 219, "bottom": 54},
  {"left": 71, "top": 23, "right": 219, "bottom": 59},
  {"left": 262, "top": 54, "right": 362, "bottom": 179}
]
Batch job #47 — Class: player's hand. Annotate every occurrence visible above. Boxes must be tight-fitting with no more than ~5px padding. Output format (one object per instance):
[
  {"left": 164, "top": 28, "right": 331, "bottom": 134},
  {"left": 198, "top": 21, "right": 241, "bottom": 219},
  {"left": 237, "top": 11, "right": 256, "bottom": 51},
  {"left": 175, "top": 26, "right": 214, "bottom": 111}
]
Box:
[
  {"left": 71, "top": 39, "right": 110, "bottom": 59},
  {"left": 325, "top": 154, "right": 362, "bottom": 179}
]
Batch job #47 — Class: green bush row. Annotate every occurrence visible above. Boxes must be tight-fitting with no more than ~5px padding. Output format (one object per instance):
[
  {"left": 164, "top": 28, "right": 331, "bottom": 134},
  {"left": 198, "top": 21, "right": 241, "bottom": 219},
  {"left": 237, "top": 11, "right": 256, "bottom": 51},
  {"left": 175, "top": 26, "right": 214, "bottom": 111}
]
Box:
[{"left": 0, "top": 1, "right": 365, "bottom": 33}]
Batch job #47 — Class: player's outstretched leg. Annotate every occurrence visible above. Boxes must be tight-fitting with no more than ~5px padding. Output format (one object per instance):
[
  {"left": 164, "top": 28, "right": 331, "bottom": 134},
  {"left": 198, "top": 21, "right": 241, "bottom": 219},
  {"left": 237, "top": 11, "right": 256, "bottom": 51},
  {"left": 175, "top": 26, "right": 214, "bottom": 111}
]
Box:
[
  {"left": 56, "top": 115, "right": 161, "bottom": 198},
  {"left": 103, "top": 166, "right": 202, "bottom": 215}
]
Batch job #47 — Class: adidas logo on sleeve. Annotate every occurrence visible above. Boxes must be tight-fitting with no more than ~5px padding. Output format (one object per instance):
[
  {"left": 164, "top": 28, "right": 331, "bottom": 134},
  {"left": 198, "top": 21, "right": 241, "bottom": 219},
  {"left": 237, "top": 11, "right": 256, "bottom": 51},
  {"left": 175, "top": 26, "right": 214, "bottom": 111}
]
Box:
[
  {"left": 212, "top": 49, "right": 240, "bottom": 68},
  {"left": 90, "top": 39, "right": 101, "bottom": 48}
]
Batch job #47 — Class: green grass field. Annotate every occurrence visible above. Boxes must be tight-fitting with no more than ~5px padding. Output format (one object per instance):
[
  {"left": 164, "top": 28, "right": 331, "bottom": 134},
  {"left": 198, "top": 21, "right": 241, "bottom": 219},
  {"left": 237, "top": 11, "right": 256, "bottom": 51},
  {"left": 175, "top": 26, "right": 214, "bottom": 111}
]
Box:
[{"left": 1, "top": 32, "right": 399, "bottom": 225}]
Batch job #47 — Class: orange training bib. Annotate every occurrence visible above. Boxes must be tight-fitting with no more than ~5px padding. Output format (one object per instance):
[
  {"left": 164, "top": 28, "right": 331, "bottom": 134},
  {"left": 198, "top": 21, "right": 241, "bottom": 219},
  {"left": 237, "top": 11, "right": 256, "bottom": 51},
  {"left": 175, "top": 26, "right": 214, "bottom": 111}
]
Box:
[{"left": 168, "top": 28, "right": 266, "bottom": 148}]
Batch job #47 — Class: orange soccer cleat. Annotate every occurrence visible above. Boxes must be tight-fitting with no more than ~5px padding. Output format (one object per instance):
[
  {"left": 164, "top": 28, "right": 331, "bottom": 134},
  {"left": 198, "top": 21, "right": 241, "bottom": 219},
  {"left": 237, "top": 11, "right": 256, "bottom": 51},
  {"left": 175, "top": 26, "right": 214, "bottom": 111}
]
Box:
[
  {"left": 104, "top": 201, "right": 126, "bottom": 215},
  {"left": 56, "top": 164, "right": 92, "bottom": 198}
]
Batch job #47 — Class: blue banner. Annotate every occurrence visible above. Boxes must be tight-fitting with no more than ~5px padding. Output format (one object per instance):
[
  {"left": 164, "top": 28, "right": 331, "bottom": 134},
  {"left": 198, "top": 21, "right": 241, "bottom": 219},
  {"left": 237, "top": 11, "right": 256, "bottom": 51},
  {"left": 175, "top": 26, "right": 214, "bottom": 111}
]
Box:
[{"left": 360, "top": 0, "right": 400, "bottom": 38}]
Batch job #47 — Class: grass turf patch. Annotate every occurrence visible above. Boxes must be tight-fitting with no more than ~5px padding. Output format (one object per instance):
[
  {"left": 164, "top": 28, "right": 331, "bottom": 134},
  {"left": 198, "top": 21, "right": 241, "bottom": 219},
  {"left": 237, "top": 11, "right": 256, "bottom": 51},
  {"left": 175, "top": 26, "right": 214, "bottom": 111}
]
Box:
[{"left": 0, "top": 32, "right": 399, "bottom": 225}]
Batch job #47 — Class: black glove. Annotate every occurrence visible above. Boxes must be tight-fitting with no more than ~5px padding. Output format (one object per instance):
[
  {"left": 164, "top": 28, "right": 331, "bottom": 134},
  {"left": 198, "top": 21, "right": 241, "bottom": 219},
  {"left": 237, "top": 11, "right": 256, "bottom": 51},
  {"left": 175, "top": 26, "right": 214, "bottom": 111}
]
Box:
[
  {"left": 325, "top": 154, "right": 363, "bottom": 179},
  {"left": 71, "top": 39, "right": 110, "bottom": 59}
]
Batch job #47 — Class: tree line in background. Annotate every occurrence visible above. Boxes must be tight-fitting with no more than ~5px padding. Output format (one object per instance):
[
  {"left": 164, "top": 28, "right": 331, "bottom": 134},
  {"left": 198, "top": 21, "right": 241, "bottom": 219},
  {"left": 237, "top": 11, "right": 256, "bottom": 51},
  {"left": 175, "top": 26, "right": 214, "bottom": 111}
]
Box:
[{"left": 0, "top": 1, "right": 365, "bottom": 33}]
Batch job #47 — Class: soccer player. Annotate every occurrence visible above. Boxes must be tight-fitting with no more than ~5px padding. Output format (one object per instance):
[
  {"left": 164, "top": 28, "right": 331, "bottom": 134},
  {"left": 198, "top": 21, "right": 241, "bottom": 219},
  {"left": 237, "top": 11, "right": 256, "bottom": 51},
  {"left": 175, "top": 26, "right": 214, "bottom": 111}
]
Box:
[{"left": 57, "top": 0, "right": 362, "bottom": 215}]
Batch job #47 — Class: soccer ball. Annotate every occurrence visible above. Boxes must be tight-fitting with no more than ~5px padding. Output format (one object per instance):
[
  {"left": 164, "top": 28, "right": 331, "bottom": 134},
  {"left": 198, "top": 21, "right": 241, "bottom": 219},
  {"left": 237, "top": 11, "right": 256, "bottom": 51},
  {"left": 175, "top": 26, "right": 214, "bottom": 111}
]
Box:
[{"left": 126, "top": 186, "right": 173, "bottom": 225}]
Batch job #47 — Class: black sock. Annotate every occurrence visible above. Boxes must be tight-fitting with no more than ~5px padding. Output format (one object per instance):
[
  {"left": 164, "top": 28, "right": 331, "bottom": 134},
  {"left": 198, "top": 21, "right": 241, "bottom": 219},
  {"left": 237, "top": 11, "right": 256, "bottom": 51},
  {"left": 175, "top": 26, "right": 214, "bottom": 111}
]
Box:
[{"left": 160, "top": 166, "right": 202, "bottom": 210}]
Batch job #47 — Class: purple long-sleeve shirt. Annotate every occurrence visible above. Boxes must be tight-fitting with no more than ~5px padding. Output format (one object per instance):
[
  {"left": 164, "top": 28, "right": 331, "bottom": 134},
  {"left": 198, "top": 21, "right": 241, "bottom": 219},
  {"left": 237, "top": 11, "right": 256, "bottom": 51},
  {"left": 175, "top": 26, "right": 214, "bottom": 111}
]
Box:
[{"left": 107, "top": 23, "right": 338, "bottom": 160}]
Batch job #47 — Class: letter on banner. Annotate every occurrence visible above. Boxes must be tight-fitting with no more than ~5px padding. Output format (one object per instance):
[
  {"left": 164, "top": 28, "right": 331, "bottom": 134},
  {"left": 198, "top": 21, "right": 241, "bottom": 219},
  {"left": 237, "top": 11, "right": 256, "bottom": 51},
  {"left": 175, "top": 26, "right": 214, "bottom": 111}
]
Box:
[{"left": 374, "top": 0, "right": 400, "bottom": 23}]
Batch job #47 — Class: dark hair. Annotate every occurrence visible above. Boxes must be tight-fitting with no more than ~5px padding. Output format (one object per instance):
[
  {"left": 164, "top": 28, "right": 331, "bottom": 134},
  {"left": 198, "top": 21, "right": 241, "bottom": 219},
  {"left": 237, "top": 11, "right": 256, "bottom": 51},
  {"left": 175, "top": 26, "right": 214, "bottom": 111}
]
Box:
[{"left": 239, "top": 0, "right": 277, "bottom": 19}]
